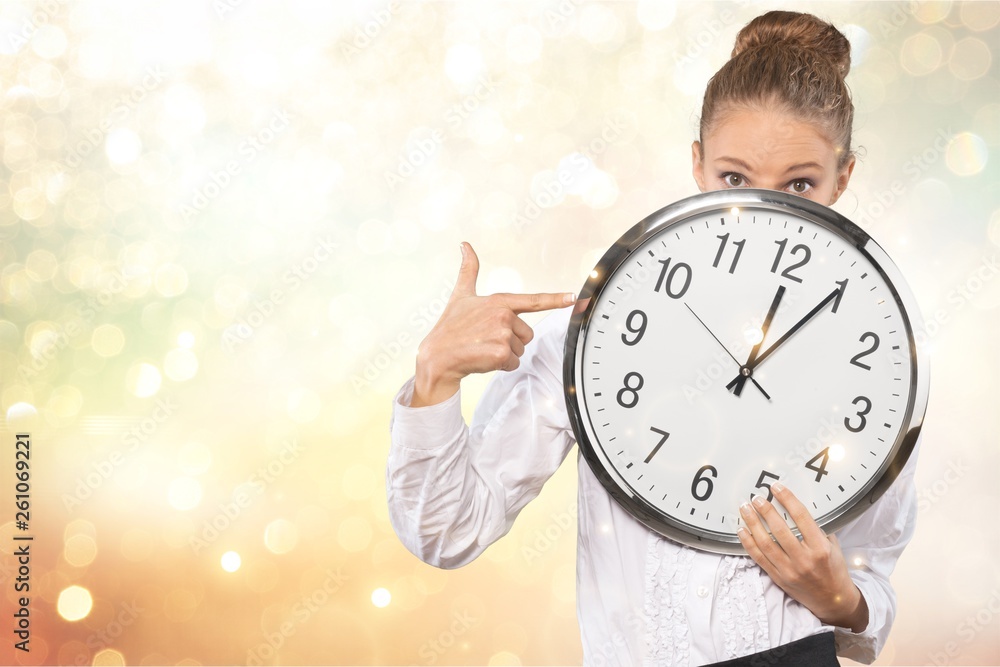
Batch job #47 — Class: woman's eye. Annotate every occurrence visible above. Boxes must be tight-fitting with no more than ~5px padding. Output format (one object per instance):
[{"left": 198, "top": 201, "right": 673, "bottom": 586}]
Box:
[
  {"left": 789, "top": 179, "right": 812, "bottom": 193},
  {"left": 723, "top": 173, "right": 744, "bottom": 187}
]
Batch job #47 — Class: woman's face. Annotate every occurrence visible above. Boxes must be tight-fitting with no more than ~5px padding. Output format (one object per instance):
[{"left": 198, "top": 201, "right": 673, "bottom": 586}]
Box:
[{"left": 692, "top": 106, "right": 855, "bottom": 206}]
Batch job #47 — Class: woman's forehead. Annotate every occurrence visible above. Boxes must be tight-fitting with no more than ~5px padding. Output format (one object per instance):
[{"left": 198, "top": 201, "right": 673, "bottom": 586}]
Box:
[{"left": 704, "top": 107, "right": 838, "bottom": 170}]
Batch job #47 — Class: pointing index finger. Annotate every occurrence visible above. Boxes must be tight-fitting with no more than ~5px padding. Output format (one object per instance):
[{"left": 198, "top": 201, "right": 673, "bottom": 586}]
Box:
[{"left": 502, "top": 291, "right": 577, "bottom": 314}]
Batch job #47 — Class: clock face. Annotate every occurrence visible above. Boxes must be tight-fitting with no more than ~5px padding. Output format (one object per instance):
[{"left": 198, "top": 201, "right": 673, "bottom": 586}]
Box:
[{"left": 564, "top": 189, "right": 928, "bottom": 554}]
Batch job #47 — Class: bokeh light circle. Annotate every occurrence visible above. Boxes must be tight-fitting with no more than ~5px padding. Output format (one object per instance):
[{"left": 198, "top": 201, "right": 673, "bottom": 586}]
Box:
[
  {"left": 960, "top": 1, "right": 1000, "bottom": 31},
  {"left": 444, "top": 43, "right": 485, "bottom": 85},
  {"left": 948, "top": 37, "right": 992, "bottom": 81},
  {"left": 125, "top": 362, "right": 162, "bottom": 397},
  {"left": 371, "top": 587, "right": 391, "bottom": 608},
  {"left": 945, "top": 132, "right": 988, "bottom": 176},
  {"left": 914, "top": 2, "right": 954, "bottom": 24},
  {"left": 221, "top": 551, "right": 242, "bottom": 572},
  {"left": 92, "top": 324, "right": 125, "bottom": 357},
  {"left": 64, "top": 534, "right": 98, "bottom": 567},
  {"left": 105, "top": 128, "right": 142, "bottom": 165},
  {"left": 177, "top": 331, "right": 195, "bottom": 348},
  {"left": 264, "top": 518, "right": 299, "bottom": 554},
  {"left": 488, "top": 651, "right": 523, "bottom": 666},
  {"left": 31, "top": 25, "right": 68, "bottom": 60},
  {"left": 900, "top": 32, "right": 943, "bottom": 76},
  {"left": 988, "top": 209, "right": 1000, "bottom": 249},
  {"left": 57, "top": 585, "right": 93, "bottom": 621},
  {"left": 92, "top": 648, "right": 127, "bottom": 666}
]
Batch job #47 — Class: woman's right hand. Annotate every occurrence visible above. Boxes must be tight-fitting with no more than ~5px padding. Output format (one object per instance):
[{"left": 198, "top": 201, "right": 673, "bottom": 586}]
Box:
[{"left": 410, "top": 242, "right": 577, "bottom": 407}]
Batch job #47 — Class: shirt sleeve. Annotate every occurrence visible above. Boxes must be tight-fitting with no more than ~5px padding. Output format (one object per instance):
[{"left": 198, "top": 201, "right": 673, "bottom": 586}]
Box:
[
  {"left": 385, "top": 307, "right": 576, "bottom": 569},
  {"left": 830, "top": 434, "right": 922, "bottom": 664}
]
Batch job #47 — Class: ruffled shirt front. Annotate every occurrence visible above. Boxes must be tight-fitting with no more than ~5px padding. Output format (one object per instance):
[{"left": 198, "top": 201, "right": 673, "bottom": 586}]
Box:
[{"left": 386, "top": 305, "right": 920, "bottom": 666}]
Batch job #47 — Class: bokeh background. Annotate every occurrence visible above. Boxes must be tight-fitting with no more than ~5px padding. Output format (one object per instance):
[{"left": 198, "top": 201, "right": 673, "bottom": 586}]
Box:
[{"left": 0, "top": 0, "right": 997, "bottom": 665}]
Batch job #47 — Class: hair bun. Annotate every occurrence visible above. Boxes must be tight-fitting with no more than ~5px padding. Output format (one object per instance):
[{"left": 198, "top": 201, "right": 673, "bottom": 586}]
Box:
[{"left": 732, "top": 10, "right": 851, "bottom": 77}]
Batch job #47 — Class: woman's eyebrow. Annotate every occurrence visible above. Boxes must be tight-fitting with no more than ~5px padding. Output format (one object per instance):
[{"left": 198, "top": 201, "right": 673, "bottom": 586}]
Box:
[
  {"left": 714, "top": 156, "right": 754, "bottom": 171},
  {"left": 783, "top": 162, "right": 824, "bottom": 173}
]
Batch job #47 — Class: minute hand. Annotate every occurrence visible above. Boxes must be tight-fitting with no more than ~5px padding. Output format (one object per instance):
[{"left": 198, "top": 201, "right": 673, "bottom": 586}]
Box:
[{"left": 746, "top": 283, "right": 846, "bottom": 372}]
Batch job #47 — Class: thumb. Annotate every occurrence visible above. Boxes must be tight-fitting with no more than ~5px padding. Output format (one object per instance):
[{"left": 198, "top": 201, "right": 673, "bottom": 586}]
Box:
[{"left": 451, "top": 242, "right": 480, "bottom": 300}]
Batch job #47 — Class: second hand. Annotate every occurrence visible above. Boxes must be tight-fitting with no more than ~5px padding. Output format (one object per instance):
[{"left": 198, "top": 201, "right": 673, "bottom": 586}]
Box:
[{"left": 684, "top": 303, "right": 771, "bottom": 401}]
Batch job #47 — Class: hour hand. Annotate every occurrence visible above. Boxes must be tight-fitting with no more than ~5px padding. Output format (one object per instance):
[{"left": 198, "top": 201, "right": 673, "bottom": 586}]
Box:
[{"left": 728, "top": 285, "right": 785, "bottom": 397}]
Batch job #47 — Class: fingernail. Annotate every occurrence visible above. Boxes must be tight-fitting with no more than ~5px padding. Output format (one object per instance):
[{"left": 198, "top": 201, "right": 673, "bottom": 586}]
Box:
[
  {"left": 736, "top": 526, "right": 748, "bottom": 538},
  {"left": 771, "top": 481, "right": 784, "bottom": 493},
  {"left": 459, "top": 243, "right": 466, "bottom": 259},
  {"left": 752, "top": 495, "right": 767, "bottom": 508},
  {"left": 563, "top": 292, "right": 577, "bottom": 304},
  {"left": 739, "top": 502, "right": 751, "bottom": 514}
]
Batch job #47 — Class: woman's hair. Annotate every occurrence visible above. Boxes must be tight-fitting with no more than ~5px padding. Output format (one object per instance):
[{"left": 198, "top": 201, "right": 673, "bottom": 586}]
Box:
[{"left": 699, "top": 10, "right": 855, "bottom": 168}]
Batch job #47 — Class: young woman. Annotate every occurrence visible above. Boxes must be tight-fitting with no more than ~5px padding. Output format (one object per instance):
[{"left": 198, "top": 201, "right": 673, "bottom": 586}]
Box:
[{"left": 387, "top": 11, "right": 919, "bottom": 666}]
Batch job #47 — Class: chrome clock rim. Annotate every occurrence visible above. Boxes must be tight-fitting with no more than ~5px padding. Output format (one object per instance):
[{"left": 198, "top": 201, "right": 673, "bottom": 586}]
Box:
[{"left": 563, "top": 188, "right": 929, "bottom": 555}]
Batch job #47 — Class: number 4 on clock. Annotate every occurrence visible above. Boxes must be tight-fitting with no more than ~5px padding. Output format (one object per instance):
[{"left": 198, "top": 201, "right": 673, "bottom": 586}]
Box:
[{"left": 806, "top": 447, "right": 831, "bottom": 482}]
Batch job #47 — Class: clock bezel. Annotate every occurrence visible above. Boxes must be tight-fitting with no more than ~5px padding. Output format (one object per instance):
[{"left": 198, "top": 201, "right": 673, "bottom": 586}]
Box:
[{"left": 563, "top": 188, "right": 929, "bottom": 555}]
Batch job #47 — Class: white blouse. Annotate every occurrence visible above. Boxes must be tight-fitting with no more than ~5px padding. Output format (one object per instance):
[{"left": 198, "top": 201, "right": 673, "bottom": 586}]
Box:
[{"left": 386, "top": 305, "right": 920, "bottom": 666}]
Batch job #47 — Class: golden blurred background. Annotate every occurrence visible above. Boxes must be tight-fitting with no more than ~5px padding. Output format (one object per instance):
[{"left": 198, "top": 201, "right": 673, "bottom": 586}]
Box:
[{"left": 0, "top": 0, "right": 997, "bottom": 665}]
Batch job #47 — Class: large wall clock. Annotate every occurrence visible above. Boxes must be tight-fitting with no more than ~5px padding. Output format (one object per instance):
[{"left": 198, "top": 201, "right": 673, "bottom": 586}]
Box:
[{"left": 564, "top": 189, "right": 929, "bottom": 554}]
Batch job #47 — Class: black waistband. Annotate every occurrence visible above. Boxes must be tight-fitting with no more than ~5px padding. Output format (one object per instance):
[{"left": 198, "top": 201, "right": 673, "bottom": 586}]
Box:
[{"left": 701, "top": 631, "right": 839, "bottom": 667}]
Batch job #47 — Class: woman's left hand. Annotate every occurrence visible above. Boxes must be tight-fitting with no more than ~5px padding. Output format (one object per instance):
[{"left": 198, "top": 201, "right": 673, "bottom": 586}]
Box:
[{"left": 737, "top": 481, "right": 869, "bottom": 633}]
